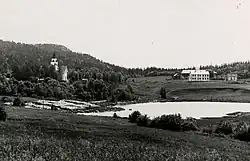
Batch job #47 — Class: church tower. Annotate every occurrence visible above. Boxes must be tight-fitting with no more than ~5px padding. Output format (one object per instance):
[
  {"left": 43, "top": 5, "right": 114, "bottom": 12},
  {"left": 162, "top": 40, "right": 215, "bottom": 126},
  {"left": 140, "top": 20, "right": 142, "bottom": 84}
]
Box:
[{"left": 50, "top": 52, "right": 59, "bottom": 71}]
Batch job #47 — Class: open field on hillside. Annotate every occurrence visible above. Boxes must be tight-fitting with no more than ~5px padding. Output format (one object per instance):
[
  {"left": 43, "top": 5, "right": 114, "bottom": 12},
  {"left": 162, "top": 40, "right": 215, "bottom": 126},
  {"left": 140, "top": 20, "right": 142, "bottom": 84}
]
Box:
[
  {"left": 0, "top": 106, "right": 250, "bottom": 160},
  {"left": 127, "top": 76, "right": 250, "bottom": 102}
]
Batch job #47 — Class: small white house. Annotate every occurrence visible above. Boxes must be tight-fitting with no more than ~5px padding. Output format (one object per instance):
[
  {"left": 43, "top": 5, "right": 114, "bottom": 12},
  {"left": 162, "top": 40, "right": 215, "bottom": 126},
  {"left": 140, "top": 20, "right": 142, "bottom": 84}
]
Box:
[
  {"left": 188, "top": 70, "right": 210, "bottom": 82},
  {"left": 226, "top": 73, "right": 237, "bottom": 81}
]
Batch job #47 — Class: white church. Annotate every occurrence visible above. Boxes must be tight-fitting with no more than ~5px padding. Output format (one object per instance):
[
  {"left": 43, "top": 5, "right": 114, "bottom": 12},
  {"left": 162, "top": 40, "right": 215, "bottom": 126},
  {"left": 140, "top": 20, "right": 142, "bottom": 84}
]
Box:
[{"left": 50, "top": 53, "right": 68, "bottom": 82}]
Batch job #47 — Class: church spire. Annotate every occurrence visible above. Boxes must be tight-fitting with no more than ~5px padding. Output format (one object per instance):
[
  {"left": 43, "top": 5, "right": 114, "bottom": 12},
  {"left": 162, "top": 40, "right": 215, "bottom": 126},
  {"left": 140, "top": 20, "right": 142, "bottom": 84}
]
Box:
[{"left": 52, "top": 52, "right": 56, "bottom": 58}]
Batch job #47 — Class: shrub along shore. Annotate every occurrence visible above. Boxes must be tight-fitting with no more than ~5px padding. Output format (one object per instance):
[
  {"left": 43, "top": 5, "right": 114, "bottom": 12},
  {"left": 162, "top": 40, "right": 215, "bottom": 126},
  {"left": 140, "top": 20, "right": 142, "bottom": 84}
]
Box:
[{"left": 126, "top": 111, "right": 250, "bottom": 142}]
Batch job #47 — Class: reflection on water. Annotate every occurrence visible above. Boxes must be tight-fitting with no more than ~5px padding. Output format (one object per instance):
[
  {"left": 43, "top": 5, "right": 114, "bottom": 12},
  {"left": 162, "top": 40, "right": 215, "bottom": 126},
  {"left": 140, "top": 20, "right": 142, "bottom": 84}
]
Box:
[{"left": 78, "top": 102, "right": 250, "bottom": 119}]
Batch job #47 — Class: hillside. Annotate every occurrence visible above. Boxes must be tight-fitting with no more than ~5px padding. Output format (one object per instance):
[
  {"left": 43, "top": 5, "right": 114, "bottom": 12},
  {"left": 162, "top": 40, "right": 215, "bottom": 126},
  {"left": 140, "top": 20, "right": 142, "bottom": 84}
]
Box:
[
  {"left": 0, "top": 40, "right": 141, "bottom": 102},
  {"left": 0, "top": 40, "right": 129, "bottom": 76},
  {"left": 126, "top": 76, "right": 250, "bottom": 103},
  {"left": 201, "top": 62, "right": 250, "bottom": 79}
]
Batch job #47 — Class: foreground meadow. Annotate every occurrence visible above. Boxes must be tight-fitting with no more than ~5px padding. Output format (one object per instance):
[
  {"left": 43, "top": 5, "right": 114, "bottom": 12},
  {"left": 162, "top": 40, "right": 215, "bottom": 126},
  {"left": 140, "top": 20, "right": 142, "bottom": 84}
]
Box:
[{"left": 0, "top": 106, "right": 250, "bottom": 160}]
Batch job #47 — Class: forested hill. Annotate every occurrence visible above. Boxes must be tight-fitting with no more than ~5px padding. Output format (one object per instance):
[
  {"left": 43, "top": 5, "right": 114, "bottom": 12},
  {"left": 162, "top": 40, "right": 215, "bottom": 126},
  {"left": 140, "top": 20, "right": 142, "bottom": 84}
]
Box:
[
  {"left": 1, "top": 39, "right": 250, "bottom": 80},
  {"left": 200, "top": 62, "right": 250, "bottom": 79},
  {"left": 0, "top": 40, "right": 130, "bottom": 78},
  {"left": 0, "top": 40, "right": 140, "bottom": 102}
]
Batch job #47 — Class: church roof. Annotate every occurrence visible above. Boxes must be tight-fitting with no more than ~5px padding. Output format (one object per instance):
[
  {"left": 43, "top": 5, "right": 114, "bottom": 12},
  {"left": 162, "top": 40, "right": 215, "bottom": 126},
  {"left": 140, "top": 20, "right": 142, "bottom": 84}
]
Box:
[{"left": 52, "top": 52, "right": 56, "bottom": 58}]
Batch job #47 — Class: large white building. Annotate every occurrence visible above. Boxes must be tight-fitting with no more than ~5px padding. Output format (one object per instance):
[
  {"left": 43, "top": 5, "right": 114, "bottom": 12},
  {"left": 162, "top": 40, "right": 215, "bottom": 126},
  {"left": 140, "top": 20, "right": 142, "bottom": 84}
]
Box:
[{"left": 188, "top": 70, "right": 210, "bottom": 82}]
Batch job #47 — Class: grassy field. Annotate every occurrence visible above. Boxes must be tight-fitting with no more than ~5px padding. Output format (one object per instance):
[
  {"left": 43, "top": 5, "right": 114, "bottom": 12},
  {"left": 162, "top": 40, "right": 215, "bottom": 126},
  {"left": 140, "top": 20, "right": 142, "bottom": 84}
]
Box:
[
  {"left": 0, "top": 106, "right": 250, "bottom": 160},
  {"left": 127, "top": 76, "right": 250, "bottom": 102}
]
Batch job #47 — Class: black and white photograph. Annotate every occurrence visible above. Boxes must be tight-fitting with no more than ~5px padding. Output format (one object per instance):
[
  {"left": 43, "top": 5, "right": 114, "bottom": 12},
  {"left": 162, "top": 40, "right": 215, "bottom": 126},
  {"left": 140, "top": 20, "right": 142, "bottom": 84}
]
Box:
[{"left": 0, "top": 0, "right": 250, "bottom": 160}]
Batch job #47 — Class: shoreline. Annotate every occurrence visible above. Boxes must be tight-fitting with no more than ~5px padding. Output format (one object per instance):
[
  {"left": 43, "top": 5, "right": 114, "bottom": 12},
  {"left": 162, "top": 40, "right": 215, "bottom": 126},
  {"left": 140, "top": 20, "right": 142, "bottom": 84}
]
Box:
[
  {"left": 115, "top": 97, "right": 250, "bottom": 106},
  {"left": 79, "top": 100, "right": 250, "bottom": 121},
  {"left": 3, "top": 95, "right": 250, "bottom": 118}
]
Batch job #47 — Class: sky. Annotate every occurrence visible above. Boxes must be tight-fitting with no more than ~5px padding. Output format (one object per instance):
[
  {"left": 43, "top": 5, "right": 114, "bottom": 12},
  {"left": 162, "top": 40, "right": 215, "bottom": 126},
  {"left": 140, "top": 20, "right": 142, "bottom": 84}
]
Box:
[{"left": 0, "top": 0, "right": 250, "bottom": 68}]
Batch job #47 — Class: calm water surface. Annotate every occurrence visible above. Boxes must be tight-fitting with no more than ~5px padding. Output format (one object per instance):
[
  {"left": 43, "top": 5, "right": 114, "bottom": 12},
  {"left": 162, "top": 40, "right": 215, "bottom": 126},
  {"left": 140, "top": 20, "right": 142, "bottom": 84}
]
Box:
[{"left": 79, "top": 102, "right": 250, "bottom": 119}]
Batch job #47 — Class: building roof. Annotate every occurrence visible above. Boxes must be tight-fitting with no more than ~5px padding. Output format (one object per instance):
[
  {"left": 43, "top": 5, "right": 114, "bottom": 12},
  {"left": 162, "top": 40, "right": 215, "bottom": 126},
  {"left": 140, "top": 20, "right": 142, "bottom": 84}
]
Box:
[
  {"left": 52, "top": 52, "right": 56, "bottom": 58},
  {"left": 181, "top": 70, "right": 194, "bottom": 74},
  {"left": 182, "top": 69, "right": 211, "bottom": 75},
  {"left": 190, "top": 70, "right": 209, "bottom": 75},
  {"left": 227, "top": 73, "right": 237, "bottom": 76}
]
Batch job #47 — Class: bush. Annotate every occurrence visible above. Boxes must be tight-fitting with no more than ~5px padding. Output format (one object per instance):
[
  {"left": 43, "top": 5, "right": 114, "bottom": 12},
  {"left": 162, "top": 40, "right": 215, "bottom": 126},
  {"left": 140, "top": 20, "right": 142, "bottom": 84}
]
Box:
[
  {"left": 215, "top": 120, "right": 234, "bottom": 135},
  {"left": 202, "top": 125, "right": 217, "bottom": 134},
  {"left": 113, "top": 113, "right": 119, "bottom": 118},
  {"left": 117, "top": 89, "right": 134, "bottom": 101},
  {"left": 181, "top": 120, "right": 199, "bottom": 131},
  {"left": 150, "top": 114, "right": 183, "bottom": 131},
  {"left": 51, "top": 104, "right": 58, "bottom": 111},
  {"left": 1, "top": 96, "right": 12, "bottom": 103},
  {"left": 13, "top": 97, "right": 26, "bottom": 106},
  {"left": 185, "top": 117, "right": 197, "bottom": 123},
  {"left": 129, "top": 111, "right": 141, "bottom": 123},
  {"left": 136, "top": 115, "right": 150, "bottom": 126},
  {"left": 160, "top": 87, "right": 166, "bottom": 99},
  {"left": 0, "top": 107, "right": 7, "bottom": 121},
  {"left": 233, "top": 121, "right": 249, "bottom": 140},
  {"left": 202, "top": 126, "right": 213, "bottom": 134},
  {"left": 150, "top": 116, "right": 161, "bottom": 128}
]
